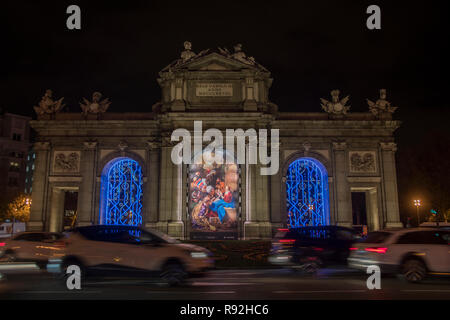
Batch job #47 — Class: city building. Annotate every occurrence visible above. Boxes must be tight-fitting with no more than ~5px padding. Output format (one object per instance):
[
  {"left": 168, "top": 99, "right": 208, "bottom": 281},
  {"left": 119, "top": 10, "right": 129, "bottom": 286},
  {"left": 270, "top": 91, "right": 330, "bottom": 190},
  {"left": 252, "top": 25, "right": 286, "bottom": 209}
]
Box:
[
  {"left": 0, "top": 112, "right": 31, "bottom": 203},
  {"left": 28, "top": 43, "right": 402, "bottom": 239},
  {"left": 25, "top": 148, "right": 35, "bottom": 195}
]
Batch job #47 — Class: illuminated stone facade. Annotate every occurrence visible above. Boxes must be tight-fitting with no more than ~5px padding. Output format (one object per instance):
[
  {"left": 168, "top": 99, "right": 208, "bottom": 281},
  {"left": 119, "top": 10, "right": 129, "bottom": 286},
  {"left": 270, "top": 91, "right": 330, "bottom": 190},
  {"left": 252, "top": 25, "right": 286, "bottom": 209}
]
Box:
[{"left": 28, "top": 45, "right": 402, "bottom": 239}]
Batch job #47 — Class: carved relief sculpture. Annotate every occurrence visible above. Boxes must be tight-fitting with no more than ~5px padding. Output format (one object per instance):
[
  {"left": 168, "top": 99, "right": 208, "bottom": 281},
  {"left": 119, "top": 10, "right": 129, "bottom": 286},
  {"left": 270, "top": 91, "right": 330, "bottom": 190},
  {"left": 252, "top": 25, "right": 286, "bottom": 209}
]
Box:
[
  {"left": 80, "top": 92, "right": 111, "bottom": 116},
  {"left": 53, "top": 152, "right": 80, "bottom": 173},
  {"left": 320, "top": 90, "right": 350, "bottom": 118},
  {"left": 34, "top": 89, "right": 65, "bottom": 118},
  {"left": 367, "top": 89, "right": 398, "bottom": 119},
  {"left": 349, "top": 152, "right": 376, "bottom": 173}
]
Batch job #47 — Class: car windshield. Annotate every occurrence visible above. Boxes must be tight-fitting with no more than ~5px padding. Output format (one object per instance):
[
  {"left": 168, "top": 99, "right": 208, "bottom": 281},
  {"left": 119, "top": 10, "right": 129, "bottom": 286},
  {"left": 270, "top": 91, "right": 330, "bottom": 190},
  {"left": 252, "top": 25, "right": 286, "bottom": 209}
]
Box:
[
  {"left": 147, "top": 228, "right": 180, "bottom": 244},
  {"left": 360, "top": 231, "right": 392, "bottom": 243}
]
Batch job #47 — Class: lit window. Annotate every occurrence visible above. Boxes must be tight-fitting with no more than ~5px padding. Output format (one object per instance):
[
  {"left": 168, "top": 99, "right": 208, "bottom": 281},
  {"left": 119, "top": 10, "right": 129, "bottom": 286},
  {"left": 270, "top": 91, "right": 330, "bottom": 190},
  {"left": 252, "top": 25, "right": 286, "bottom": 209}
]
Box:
[
  {"left": 100, "top": 158, "right": 143, "bottom": 226},
  {"left": 286, "top": 158, "right": 330, "bottom": 227}
]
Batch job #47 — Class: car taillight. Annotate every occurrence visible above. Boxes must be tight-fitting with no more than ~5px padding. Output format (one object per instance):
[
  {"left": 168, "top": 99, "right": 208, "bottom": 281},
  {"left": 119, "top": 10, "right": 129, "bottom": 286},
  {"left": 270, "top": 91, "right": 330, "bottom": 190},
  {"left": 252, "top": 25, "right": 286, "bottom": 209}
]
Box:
[
  {"left": 54, "top": 240, "right": 67, "bottom": 248},
  {"left": 279, "top": 239, "right": 295, "bottom": 244},
  {"left": 278, "top": 228, "right": 289, "bottom": 232},
  {"left": 349, "top": 247, "right": 358, "bottom": 251},
  {"left": 365, "top": 247, "right": 387, "bottom": 254},
  {"left": 0, "top": 242, "right": 5, "bottom": 247}
]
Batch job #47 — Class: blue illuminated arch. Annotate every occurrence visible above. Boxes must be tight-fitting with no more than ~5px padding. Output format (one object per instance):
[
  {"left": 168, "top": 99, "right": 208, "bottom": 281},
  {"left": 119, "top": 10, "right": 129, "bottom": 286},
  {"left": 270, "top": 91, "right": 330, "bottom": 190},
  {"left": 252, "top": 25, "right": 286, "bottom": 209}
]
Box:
[
  {"left": 99, "top": 157, "right": 143, "bottom": 226},
  {"left": 286, "top": 157, "right": 330, "bottom": 227}
]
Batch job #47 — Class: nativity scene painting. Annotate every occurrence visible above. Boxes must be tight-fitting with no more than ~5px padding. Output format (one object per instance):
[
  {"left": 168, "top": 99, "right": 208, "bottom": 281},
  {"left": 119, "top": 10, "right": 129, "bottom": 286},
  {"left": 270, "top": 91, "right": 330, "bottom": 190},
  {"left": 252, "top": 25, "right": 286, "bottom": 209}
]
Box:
[{"left": 188, "top": 153, "right": 239, "bottom": 239}]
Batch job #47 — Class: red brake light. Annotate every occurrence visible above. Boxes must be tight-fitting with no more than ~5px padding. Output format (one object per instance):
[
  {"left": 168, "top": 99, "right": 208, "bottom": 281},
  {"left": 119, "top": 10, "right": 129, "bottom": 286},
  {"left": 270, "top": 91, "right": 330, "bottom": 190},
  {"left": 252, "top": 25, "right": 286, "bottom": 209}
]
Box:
[
  {"left": 349, "top": 247, "right": 358, "bottom": 251},
  {"left": 54, "top": 240, "right": 67, "bottom": 248},
  {"left": 279, "top": 239, "right": 295, "bottom": 244},
  {"left": 278, "top": 228, "right": 289, "bottom": 232},
  {"left": 0, "top": 242, "right": 5, "bottom": 247},
  {"left": 365, "top": 247, "right": 387, "bottom": 254}
]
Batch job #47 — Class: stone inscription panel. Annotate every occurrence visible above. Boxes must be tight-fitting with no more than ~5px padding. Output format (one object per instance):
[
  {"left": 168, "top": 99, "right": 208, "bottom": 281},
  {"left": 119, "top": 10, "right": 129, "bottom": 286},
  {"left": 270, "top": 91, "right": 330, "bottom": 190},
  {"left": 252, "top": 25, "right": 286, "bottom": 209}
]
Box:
[{"left": 195, "top": 83, "right": 233, "bottom": 97}]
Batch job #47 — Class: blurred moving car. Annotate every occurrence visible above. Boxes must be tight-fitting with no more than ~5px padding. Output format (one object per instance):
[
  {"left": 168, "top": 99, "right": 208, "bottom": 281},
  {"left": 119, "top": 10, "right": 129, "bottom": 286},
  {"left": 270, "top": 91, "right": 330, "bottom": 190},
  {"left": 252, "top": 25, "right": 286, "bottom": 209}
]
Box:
[
  {"left": 0, "top": 232, "right": 65, "bottom": 267},
  {"left": 269, "top": 226, "right": 361, "bottom": 271},
  {"left": 56, "top": 225, "right": 213, "bottom": 286},
  {"left": 0, "top": 222, "right": 26, "bottom": 239},
  {"left": 348, "top": 228, "right": 450, "bottom": 282}
]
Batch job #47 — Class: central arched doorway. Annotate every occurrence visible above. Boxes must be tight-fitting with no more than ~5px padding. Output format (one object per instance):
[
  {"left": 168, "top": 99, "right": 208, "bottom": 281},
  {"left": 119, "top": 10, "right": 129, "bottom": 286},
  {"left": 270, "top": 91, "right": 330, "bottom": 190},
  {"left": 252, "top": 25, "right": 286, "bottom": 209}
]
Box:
[
  {"left": 286, "top": 157, "right": 330, "bottom": 227},
  {"left": 99, "top": 157, "right": 143, "bottom": 226}
]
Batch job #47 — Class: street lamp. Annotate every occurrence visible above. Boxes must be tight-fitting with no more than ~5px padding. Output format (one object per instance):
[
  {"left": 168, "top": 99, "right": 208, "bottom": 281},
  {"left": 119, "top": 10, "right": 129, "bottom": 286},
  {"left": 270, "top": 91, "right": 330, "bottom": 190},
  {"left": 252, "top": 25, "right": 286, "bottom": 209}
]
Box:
[{"left": 414, "top": 199, "right": 421, "bottom": 226}]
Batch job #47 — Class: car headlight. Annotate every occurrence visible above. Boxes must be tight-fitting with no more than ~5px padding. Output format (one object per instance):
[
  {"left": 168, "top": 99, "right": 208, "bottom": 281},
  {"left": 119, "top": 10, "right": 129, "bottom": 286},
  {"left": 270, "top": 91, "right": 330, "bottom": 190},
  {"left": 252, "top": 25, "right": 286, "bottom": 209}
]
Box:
[{"left": 190, "top": 252, "right": 208, "bottom": 259}]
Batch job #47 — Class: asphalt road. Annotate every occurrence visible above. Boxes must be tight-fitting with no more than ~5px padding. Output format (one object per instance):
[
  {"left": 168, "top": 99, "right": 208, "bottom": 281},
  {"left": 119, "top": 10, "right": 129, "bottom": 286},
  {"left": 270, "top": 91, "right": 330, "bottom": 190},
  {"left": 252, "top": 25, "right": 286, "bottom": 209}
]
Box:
[{"left": 1, "top": 267, "right": 450, "bottom": 300}]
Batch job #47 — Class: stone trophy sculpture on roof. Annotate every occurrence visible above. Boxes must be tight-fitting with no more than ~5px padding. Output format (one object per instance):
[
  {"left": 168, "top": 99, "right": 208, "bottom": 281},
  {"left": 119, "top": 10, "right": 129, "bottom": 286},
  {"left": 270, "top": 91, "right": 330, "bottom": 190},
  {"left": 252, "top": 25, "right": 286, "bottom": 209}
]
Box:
[
  {"left": 320, "top": 90, "right": 350, "bottom": 119},
  {"left": 80, "top": 91, "right": 111, "bottom": 119},
  {"left": 33, "top": 89, "right": 65, "bottom": 119},
  {"left": 367, "top": 89, "right": 398, "bottom": 119}
]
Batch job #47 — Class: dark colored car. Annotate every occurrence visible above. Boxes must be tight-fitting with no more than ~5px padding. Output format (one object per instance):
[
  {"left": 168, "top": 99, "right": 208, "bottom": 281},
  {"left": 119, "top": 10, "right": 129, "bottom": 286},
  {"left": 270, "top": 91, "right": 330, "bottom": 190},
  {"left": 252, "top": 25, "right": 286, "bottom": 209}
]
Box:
[{"left": 269, "top": 226, "right": 361, "bottom": 271}]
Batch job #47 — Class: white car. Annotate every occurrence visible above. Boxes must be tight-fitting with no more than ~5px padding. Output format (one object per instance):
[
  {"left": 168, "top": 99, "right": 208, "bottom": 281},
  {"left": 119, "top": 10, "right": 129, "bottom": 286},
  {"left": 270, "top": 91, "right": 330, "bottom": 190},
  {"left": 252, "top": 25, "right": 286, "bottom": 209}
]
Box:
[
  {"left": 56, "top": 225, "right": 214, "bottom": 286},
  {"left": 0, "top": 232, "right": 65, "bottom": 267},
  {"left": 348, "top": 227, "right": 450, "bottom": 282}
]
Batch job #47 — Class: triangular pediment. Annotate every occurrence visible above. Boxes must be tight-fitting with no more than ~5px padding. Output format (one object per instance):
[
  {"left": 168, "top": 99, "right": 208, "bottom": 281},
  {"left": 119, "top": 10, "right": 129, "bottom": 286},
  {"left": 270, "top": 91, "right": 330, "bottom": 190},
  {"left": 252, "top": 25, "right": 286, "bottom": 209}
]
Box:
[
  {"left": 161, "top": 51, "right": 268, "bottom": 73},
  {"left": 199, "top": 63, "right": 229, "bottom": 71},
  {"left": 185, "top": 53, "right": 254, "bottom": 71}
]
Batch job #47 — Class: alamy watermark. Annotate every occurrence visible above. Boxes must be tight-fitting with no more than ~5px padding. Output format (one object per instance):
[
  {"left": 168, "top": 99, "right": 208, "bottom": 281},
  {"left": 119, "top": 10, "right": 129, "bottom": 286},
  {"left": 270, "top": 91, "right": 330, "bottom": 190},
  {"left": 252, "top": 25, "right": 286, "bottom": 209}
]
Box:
[
  {"left": 366, "top": 265, "right": 381, "bottom": 289},
  {"left": 170, "top": 121, "right": 280, "bottom": 176},
  {"left": 66, "top": 265, "right": 81, "bottom": 290}
]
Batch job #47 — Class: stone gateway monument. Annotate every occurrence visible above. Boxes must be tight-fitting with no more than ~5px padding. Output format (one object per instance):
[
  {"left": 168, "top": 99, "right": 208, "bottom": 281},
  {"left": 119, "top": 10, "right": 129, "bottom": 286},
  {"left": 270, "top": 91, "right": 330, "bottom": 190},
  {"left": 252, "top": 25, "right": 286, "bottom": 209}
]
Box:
[{"left": 28, "top": 42, "right": 402, "bottom": 239}]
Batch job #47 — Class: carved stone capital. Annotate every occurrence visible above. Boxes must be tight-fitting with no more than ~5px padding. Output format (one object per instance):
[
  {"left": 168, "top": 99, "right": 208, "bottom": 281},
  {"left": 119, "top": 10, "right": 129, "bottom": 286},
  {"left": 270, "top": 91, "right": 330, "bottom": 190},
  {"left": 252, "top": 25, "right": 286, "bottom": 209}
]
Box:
[
  {"left": 162, "top": 136, "right": 177, "bottom": 147},
  {"left": 302, "top": 141, "right": 312, "bottom": 153},
  {"left": 380, "top": 142, "right": 397, "bottom": 152},
  {"left": 34, "top": 141, "right": 51, "bottom": 151},
  {"left": 83, "top": 140, "right": 98, "bottom": 150},
  {"left": 146, "top": 140, "right": 161, "bottom": 150},
  {"left": 118, "top": 141, "right": 128, "bottom": 152},
  {"left": 332, "top": 141, "right": 347, "bottom": 151}
]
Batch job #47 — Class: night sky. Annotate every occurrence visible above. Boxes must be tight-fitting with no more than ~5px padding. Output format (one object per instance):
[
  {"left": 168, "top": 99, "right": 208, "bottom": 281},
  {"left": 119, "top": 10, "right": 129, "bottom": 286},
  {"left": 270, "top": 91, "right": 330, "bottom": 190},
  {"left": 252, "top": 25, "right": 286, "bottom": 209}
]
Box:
[{"left": 2, "top": 1, "right": 449, "bottom": 222}]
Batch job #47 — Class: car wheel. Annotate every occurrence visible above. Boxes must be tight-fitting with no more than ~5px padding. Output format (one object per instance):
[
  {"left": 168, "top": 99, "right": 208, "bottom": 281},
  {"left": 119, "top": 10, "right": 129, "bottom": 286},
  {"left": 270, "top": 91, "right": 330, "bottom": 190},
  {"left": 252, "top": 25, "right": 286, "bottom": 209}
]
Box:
[
  {"left": 160, "top": 262, "right": 187, "bottom": 286},
  {"left": 303, "top": 261, "right": 320, "bottom": 274},
  {"left": 402, "top": 259, "right": 426, "bottom": 283},
  {"left": 0, "top": 251, "right": 16, "bottom": 263}
]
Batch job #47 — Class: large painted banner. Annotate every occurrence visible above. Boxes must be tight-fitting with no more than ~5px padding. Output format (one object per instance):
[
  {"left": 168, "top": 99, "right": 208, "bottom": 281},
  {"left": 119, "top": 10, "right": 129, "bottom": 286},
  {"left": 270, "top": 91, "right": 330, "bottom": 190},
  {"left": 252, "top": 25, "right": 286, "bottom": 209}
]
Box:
[{"left": 189, "top": 158, "right": 239, "bottom": 240}]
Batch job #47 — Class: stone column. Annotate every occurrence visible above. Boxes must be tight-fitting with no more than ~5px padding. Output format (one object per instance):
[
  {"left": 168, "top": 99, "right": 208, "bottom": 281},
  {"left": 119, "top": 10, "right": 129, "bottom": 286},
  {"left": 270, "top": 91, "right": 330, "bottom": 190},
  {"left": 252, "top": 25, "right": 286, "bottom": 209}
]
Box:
[
  {"left": 367, "top": 188, "right": 381, "bottom": 231},
  {"left": 244, "top": 162, "right": 257, "bottom": 238},
  {"left": 144, "top": 141, "right": 161, "bottom": 229},
  {"left": 48, "top": 188, "right": 65, "bottom": 232},
  {"left": 380, "top": 142, "right": 402, "bottom": 228},
  {"left": 243, "top": 77, "right": 257, "bottom": 111},
  {"left": 156, "top": 136, "right": 184, "bottom": 236},
  {"left": 168, "top": 162, "right": 184, "bottom": 238},
  {"left": 76, "top": 141, "right": 97, "bottom": 226},
  {"left": 156, "top": 138, "right": 171, "bottom": 234},
  {"left": 270, "top": 164, "right": 282, "bottom": 227},
  {"left": 255, "top": 163, "right": 272, "bottom": 238},
  {"left": 28, "top": 142, "right": 51, "bottom": 231},
  {"left": 332, "top": 141, "right": 352, "bottom": 227},
  {"left": 244, "top": 163, "right": 272, "bottom": 238}
]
